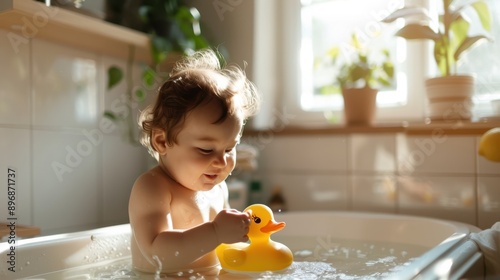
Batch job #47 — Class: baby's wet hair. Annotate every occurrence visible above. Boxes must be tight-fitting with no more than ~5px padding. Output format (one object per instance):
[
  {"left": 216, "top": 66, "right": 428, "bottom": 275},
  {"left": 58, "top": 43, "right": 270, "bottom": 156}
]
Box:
[{"left": 139, "top": 49, "right": 260, "bottom": 159}]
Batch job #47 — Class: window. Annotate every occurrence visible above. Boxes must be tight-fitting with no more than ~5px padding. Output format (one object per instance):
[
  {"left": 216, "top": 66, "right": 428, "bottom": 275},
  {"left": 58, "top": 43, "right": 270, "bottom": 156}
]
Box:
[
  {"left": 274, "top": 0, "right": 500, "bottom": 126},
  {"left": 301, "top": 0, "right": 407, "bottom": 111}
]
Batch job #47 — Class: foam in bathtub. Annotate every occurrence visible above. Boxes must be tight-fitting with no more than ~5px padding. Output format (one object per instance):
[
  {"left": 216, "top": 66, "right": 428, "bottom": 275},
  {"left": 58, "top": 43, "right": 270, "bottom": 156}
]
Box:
[{"left": 216, "top": 204, "right": 293, "bottom": 273}]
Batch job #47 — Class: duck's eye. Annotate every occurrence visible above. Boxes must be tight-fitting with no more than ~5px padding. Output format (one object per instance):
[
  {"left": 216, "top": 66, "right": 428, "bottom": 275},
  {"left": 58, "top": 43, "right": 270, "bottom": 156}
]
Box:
[{"left": 253, "top": 216, "right": 261, "bottom": 224}]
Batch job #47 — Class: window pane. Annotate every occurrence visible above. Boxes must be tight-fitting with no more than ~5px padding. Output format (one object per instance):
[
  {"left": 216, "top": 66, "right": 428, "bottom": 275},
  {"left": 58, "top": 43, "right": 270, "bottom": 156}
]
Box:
[
  {"left": 301, "top": 0, "right": 406, "bottom": 111},
  {"left": 455, "top": 0, "right": 500, "bottom": 117}
]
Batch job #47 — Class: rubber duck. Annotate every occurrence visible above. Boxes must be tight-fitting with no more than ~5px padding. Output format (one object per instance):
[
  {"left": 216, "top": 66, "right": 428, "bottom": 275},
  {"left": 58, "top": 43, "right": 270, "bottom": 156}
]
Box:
[{"left": 216, "top": 204, "right": 293, "bottom": 273}]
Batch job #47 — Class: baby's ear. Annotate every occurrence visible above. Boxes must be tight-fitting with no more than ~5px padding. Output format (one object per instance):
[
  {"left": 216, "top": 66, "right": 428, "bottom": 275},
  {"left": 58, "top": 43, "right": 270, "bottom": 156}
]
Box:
[{"left": 152, "top": 129, "right": 168, "bottom": 155}]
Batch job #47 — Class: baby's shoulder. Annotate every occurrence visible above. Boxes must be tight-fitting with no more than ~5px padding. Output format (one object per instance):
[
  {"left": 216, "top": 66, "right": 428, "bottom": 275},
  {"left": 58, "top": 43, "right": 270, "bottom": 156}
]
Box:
[{"left": 131, "top": 167, "right": 173, "bottom": 198}]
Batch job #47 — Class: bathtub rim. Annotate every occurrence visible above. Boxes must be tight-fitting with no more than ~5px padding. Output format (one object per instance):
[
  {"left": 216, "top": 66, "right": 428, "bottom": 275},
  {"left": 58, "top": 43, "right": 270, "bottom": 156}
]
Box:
[
  {"left": 0, "top": 211, "right": 482, "bottom": 279},
  {"left": 275, "top": 210, "right": 482, "bottom": 280},
  {"left": 275, "top": 210, "right": 479, "bottom": 244}
]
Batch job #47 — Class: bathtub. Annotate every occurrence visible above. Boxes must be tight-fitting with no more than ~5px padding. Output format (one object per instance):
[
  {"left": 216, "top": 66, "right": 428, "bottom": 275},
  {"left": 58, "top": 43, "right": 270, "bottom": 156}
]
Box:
[{"left": 0, "top": 211, "right": 484, "bottom": 279}]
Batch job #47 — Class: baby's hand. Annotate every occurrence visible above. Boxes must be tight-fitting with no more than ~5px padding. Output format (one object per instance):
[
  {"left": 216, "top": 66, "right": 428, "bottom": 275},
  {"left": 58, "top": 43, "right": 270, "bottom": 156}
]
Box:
[{"left": 213, "top": 209, "right": 251, "bottom": 244}]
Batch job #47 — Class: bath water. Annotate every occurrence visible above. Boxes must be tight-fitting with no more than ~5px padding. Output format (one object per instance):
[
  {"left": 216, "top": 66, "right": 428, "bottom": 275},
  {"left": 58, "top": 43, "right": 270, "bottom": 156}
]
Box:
[{"left": 24, "top": 236, "right": 428, "bottom": 279}]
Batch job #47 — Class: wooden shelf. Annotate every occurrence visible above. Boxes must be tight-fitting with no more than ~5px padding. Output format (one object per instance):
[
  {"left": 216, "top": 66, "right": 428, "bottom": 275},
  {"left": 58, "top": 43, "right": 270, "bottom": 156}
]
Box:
[
  {"left": 244, "top": 120, "right": 500, "bottom": 136},
  {"left": 405, "top": 120, "right": 499, "bottom": 135},
  {"left": 0, "top": 0, "right": 151, "bottom": 63}
]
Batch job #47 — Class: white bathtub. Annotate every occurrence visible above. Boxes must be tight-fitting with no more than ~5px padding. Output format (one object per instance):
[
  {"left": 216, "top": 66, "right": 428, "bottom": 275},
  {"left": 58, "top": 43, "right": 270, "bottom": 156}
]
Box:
[{"left": 0, "top": 211, "right": 484, "bottom": 279}]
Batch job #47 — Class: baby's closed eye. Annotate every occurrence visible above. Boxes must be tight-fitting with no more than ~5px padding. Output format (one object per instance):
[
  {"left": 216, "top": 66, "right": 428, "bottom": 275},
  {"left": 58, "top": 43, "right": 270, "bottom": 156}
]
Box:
[
  {"left": 198, "top": 148, "right": 213, "bottom": 155},
  {"left": 197, "top": 146, "right": 236, "bottom": 155}
]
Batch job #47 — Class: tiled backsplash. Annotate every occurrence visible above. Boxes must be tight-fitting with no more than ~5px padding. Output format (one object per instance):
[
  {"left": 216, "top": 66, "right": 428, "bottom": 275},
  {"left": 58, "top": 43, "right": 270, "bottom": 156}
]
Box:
[
  {"left": 0, "top": 30, "right": 149, "bottom": 235},
  {"left": 251, "top": 134, "right": 500, "bottom": 229}
]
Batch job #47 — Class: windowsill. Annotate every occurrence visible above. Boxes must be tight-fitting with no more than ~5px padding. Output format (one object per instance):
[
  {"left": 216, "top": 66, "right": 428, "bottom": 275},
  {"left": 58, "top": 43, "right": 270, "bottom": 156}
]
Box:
[{"left": 245, "top": 119, "right": 500, "bottom": 136}]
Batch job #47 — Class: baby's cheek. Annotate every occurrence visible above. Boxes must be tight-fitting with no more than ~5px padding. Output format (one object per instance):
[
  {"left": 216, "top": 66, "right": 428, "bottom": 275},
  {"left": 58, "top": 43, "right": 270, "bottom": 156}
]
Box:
[{"left": 227, "top": 155, "right": 237, "bottom": 170}]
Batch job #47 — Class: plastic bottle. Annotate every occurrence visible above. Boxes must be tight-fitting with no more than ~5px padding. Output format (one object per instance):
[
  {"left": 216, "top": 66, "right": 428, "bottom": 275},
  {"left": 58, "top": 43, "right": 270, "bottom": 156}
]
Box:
[
  {"left": 248, "top": 180, "right": 263, "bottom": 205},
  {"left": 227, "top": 179, "right": 248, "bottom": 211},
  {"left": 268, "top": 186, "right": 287, "bottom": 213}
]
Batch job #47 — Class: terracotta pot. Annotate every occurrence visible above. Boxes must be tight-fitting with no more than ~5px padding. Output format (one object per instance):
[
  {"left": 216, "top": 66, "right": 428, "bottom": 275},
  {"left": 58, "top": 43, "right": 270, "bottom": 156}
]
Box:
[
  {"left": 425, "top": 75, "right": 475, "bottom": 120},
  {"left": 342, "top": 87, "right": 378, "bottom": 125}
]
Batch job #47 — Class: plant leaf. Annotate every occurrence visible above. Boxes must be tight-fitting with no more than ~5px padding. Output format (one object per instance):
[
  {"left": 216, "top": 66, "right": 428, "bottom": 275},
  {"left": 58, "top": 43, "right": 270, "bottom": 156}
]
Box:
[
  {"left": 138, "top": 6, "right": 150, "bottom": 22},
  {"left": 471, "top": 1, "right": 491, "bottom": 31},
  {"left": 382, "top": 48, "right": 390, "bottom": 58},
  {"left": 434, "top": 38, "right": 449, "bottom": 76},
  {"left": 382, "top": 6, "right": 431, "bottom": 23},
  {"left": 151, "top": 35, "right": 173, "bottom": 64},
  {"left": 350, "top": 64, "right": 370, "bottom": 84},
  {"left": 193, "top": 36, "right": 210, "bottom": 50},
  {"left": 454, "top": 35, "right": 491, "bottom": 61},
  {"left": 352, "top": 33, "right": 362, "bottom": 50},
  {"left": 104, "top": 111, "right": 118, "bottom": 121},
  {"left": 107, "top": 66, "right": 123, "bottom": 90},
  {"left": 142, "top": 67, "right": 156, "bottom": 88},
  {"left": 395, "top": 24, "right": 440, "bottom": 41},
  {"left": 327, "top": 47, "right": 340, "bottom": 60},
  {"left": 450, "top": 16, "right": 470, "bottom": 55},
  {"left": 383, "top": 61, "right": 395, "bottom": 79},
  {"left": 377, "top": 76, "right": 391, "bottom": 86},
  {"left": 450, "top": 16, "right": 470, "bottom": 41},
  {"left": 135, "top": 89, "right": 146, "bottom": 102}
]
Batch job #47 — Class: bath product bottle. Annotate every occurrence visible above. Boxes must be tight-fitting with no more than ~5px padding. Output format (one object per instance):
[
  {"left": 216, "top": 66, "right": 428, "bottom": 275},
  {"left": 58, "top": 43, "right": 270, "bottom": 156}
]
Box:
[
  {"left": 248, "top": 180, "right": 262, "bottom": 205},
  {"left": 269, "top": 186, "right": 287, "bottom": 213},
  {"left": 227, "top": 178, "right": 248, "bottom": 211}
]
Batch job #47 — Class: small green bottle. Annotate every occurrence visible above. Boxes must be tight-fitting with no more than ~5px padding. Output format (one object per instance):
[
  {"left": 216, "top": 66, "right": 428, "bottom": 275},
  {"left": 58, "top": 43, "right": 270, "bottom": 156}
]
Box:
[{"left": 248, "top": 180, "right": 262, "bottom": 205}]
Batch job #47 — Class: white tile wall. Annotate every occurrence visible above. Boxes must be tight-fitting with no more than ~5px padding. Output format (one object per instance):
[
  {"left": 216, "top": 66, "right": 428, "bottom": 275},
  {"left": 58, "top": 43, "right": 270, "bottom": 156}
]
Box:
[
  {"left": 477, "top": 176, "right": 500, "bottom": 229},
  {"left": 352, "top": 175, "right": 396, "bottom": 213},
  {"left": 102, "top": 134, "right": 147, "bottom": 225},
  {"left": 253, "top": 133, "right": 500, "bottom": 229},
  {"left": 397, "top": 135, "right": 476, "bottom": 175},
  {"left": 258, "top": 135, "right": 348, "bottom": 172},
  {"left": 397, "top": 175, "right": 476, "bottom": 225},
  {"left": 349, "top": 134, "right": 398, "bottom": 213},
  {"left": 32, "top": 39, "right": 98, "bottom": 128},
  {"left": 0, "top": 36, "right": 149, "bottom": 235},
  {"left": 0, "top": 29, "right": 30, "bottom": 126},
  {"left": 268, "top": 173, "right": 349, "bottom": 211},
  {"left": 32, "top": 129, "right": 100, "bottom": 234},
  {"left": 350, "top": 134, "right": 397, "bottom": 173},
  {"left": 255, "top": 135, "right": 349, "bottom": 206}
]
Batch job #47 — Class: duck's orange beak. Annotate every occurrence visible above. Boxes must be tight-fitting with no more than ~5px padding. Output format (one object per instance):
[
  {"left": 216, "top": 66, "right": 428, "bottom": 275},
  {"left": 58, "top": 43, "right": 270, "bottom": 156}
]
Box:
[{"left": 260, "top": 220, "right": 286, "bottom": 234}]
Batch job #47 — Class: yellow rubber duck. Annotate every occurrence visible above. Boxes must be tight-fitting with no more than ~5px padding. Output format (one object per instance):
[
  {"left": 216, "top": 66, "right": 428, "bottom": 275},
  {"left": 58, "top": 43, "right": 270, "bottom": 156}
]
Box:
[{"left": 216, "top": 204, "right": 293, "bottom": 273}]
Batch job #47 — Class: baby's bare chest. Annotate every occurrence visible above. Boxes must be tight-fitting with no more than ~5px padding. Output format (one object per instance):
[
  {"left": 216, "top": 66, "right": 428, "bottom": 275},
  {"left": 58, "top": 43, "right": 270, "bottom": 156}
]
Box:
[{"left": 170, "top": 191, "right": 223, "bottom": 229}]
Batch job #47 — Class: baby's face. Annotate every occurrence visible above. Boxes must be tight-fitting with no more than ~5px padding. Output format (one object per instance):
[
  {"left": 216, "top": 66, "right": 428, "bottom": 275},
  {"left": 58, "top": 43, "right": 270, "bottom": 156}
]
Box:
[{"left": 163, "top": 99, "right": 243, "bottom": 192}]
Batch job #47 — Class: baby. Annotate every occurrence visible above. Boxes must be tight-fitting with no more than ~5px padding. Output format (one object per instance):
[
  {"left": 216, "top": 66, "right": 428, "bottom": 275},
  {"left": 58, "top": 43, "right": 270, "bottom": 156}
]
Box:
[{"left": 129, "top": 49, "right": 260, "bottom": 275}]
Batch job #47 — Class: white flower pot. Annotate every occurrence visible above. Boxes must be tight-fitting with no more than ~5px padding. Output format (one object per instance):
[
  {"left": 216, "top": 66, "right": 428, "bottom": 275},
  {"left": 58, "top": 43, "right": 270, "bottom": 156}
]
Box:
[{"left": 425, "top": 75, "right": 475, "bottom": 120}]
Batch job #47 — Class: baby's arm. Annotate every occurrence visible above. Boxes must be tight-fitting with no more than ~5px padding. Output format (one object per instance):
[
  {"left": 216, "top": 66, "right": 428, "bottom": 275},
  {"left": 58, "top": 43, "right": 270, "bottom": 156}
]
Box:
[{"left": 129, "top": 174, "right": 250, "bottom": 270}]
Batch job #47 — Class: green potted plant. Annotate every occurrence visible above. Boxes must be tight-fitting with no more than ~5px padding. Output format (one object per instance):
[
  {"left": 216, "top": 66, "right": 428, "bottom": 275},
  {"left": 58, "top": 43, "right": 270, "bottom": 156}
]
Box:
[
  {"left": 382, "top": 0, "right": 492, "bottom": 120},
  {"left": 320, "top": 33, "right": 394, "bottom": 125}
]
